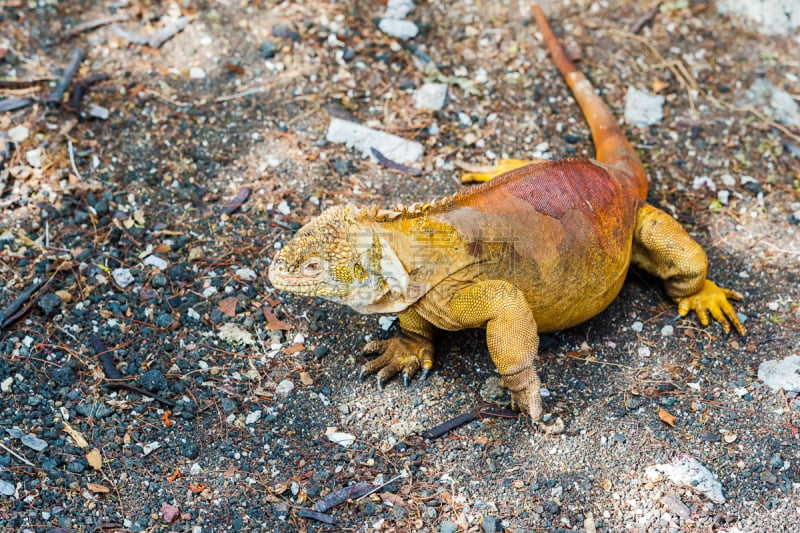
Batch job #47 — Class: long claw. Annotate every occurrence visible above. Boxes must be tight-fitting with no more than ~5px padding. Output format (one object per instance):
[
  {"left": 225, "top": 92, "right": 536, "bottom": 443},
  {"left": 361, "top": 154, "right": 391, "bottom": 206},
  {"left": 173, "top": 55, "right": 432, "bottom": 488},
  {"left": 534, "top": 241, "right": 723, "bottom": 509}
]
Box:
[
  {"left": 674, "top": 279, "right": 746, "bottom": 336},
  {"left": 420, "top": 368, "right": 429, "bottom": 381},
  {"left": 376, "top": 375, "right": 383, "bottom": 391},
  {"left": 403, "top": 374, "right": 410, "bottom": 387}
]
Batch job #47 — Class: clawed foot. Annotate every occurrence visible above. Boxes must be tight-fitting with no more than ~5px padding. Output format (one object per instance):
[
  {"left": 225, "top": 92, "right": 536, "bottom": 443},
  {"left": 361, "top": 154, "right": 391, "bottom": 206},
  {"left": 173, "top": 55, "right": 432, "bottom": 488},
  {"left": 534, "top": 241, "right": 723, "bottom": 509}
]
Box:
[
  {"left": 675, "top": 279, "right": 745, "bottom": 335},
  {"left": 458, "top": 158, "right": 543, "bottom": 183},
  {"left": 501, "top": 367, "right": 544, "bottom": 421},
  {"left": 360, "top": 332, "right": 434, "bottom": 389}
]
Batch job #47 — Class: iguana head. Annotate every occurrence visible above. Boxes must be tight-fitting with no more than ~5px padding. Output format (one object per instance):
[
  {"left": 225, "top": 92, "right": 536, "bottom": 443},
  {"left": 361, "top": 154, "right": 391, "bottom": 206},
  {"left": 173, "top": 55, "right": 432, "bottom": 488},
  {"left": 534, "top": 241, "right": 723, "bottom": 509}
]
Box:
[{"left": 268, "top": 205, "right": 411, "bottom": 313}]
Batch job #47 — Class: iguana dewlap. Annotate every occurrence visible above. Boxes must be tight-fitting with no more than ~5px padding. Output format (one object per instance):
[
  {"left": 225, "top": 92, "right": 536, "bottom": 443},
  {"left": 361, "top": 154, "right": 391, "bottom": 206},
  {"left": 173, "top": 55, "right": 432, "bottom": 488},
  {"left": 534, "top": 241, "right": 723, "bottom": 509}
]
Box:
[{"left": 267, "top": 3, "right": 744, "bottom": 421}]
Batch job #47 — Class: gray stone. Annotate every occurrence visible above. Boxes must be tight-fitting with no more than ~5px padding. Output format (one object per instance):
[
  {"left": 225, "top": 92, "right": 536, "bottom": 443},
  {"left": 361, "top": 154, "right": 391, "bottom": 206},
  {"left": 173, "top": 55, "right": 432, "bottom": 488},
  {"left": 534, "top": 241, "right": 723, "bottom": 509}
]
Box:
[
  {"left": 38, "top": 293, "right": 62, "bottom": 315},
  {"left": 21, "top": 433, "right": 48, "bottom": 451},
  {"left": 440, "top": 520, "right": 458, "bottom": 533},
  {"left": 139, "top": 369, "right": 168, "bottom": 392}
]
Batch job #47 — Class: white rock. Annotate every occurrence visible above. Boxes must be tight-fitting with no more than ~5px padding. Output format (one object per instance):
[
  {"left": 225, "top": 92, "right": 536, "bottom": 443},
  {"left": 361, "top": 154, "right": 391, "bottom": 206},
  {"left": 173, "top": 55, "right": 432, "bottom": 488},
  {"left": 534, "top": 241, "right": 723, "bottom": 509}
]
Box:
[
  {"left": 383, "top": 0, "right": 415, "bottom": 19},
  {"left": 379, "top": 316, "right": 397, "bottom": 331},
  {"left": 190, "top": 463, "right": 202, "bottom": 475},
  {"left": 661, "top": 325, "right": 674, "bottom": 337},
  {"left": 717, "top": 190, "right": 730, "bottom": 205},
  {"left": 277, "top": 200, "right": 291, "bottom": 215},
  {"left": 112, "top": 268, "right": 135, "bottom": 288},
  {"left": 631, "top": 321, "right": 644, "bottom": 332},
  {"left": 379, "top": 18, "right": 419, "bottom": 40},
  {"left": 233, "top": 267, "right": 257, "bottom": 281},
  {"left": 720, "top": 173, "right": 736, "bottom": 187},
  {"left": 653, "top": 454, "right": 725, "bottom": 503},
  {"left": 327, "top": 431, "right": 356, "bottom": 447},
  {"left": 414, "top": 83, "right": 448, "bottom": 111},
  {"left": 189, "top": 67, "right": 206, "bottom": 79},
  {"left": 217, "top": 323, "right": 256, "bottom": 346},
  {"left": 275, "top": 379, "right": 295, "bottom": 396},
  {"left": 143, "top": 255, "right": 168, "bottom": 270},
  {"left": 624, "top": 87, "right": 664, "bottom": 128},
  {"left": 758, "top": 354, "right": 800, "bottom": 392},
  {"left": 389, "top": 420, "right": 422, "bottom": 438},
  {"left": 717, "top": 0, "right": 800, "bottom": 35},
  {"left": 740, "top": 78, "right": 800, "bottom": 126},
  {"left": 692, "top": 176, "right": 716, "bottom": 191},
  {"left": 141, "top": 441, "right": 161, "bottom": 456},
  {"left": 25, "top": 147, "right": 43, "bottom": 168},
  {"left": 8, "top": 125, "right": 29, "bottom": 143},
  {"left": 0, "top": 376, "right": 12, "bottom": 392},
  {"left": 637, "top": 346, "right": 651, "bottom": 358},
  {"left": 245, "top": 410, "right": 262, "bottom": 424},
  {"left": 326, "top": 118, "right": 424, "bottom": 163},
  {"left": 88, "top": 104, "right": 109, "bottom": 120}
]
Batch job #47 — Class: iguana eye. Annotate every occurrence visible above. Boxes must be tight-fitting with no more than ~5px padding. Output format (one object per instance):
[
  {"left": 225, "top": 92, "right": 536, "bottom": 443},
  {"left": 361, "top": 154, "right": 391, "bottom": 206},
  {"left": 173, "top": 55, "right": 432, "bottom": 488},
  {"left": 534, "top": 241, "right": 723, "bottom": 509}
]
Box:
[
  {"left": 353, "top": 263, "right": 367, "bottom": 280},
  {"left": 302, "top": 258, "right": 322, "bottom": 275}
]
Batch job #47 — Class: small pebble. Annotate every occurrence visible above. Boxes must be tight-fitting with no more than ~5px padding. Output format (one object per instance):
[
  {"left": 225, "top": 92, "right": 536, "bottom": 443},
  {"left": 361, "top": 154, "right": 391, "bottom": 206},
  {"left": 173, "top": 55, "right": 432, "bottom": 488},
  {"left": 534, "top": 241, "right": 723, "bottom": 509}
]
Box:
[
  {"left": 275, "top": 379, "right": 294, "bottom": 396},
  {"left": 260, "top": 41, "right": 280, "bottom": 59},
  {"left": 8, "top": 125, "right": 29, "bottom": 143},
  {"left": 245, "top": 410, "right": 261, "bottom": 424},
  {"left": 139, "top": 369, "right": 168, "bottom": 392},
  {"left": 37, "top": 293, "right": 62, "bottom": 316},
  {"left": 25, "top": 148, "right": 43, "bottom": 168},
  {"left": 112, "top": 268, "right": 135, "bottom": 288},
  {"left": 21, "top": 433, "right": 48, "bottom": 451},
  {"left": 144, "top": 255, "right": 168, "bottom": 270},
  {"left": 661, "top": 325, "right": 674, "bottom": 337},
  {"left": 631, "top": 321, "right": 643, "bottom": 332},
  {"left": 481, "top": 516, "right": 501, "bottom": 533},
  {"left": 379, "top": 18, "right": 419, "bottom": 40},
  {"left": 0, "top": 480, "right": 15, "bottom": 496}
]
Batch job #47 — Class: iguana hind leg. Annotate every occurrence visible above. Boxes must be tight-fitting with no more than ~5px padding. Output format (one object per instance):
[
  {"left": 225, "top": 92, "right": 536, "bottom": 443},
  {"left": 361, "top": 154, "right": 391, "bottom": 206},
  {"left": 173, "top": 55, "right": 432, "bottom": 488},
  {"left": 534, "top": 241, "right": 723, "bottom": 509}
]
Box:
[
  {"left": 631, "top": 204, "right": 745, "bottom": 335},
  {"left": 360, "top": 308, "right": 435, "bottom": 387},
  {"left": 447, "top": 280, "right": 543, "bottom": 419},
  {"left": 459, "top": 159, "right": 544, "bottom": 183}
]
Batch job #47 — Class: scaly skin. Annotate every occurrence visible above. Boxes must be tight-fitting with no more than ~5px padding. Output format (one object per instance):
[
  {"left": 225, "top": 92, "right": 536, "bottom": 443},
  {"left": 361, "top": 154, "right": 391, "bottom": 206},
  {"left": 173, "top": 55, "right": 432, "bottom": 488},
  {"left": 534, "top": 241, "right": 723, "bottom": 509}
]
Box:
[{"left": 268, "top": 3, "right": 745, "bottom": 421}]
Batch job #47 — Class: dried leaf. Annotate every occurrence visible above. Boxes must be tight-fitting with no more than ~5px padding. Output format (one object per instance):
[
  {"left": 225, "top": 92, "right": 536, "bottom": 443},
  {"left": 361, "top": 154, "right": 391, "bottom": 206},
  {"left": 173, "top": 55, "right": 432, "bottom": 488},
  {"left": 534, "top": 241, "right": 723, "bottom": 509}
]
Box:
[
  {"left": 284, "top": 343, "right": 305, "bottom": 355},
  {"left": 62, "top": 420, "right": 89, "bottom": 448},
  {"left": 380, "top": 492, "right": 404, "bottom": 506},
  {"left": 87, "top": 482, "right": 110, "bottom": 493},
  {"left": 55, "top": 289, "right": 72, "bottom": 303},
  {"left": 652, "top": 78, "right": 669, "bottom": 94},
  {"left": 86, "top": 448, "right": 103, "bottom": 470},
  {"left": 658, "top": 407, "right": 676, "bottom": 427},
  {"left": 218, "top": 297, "right": 237, "bottom": 318},
  {"left": 263, "top": 307, "right": 291, "bottom": 331}
]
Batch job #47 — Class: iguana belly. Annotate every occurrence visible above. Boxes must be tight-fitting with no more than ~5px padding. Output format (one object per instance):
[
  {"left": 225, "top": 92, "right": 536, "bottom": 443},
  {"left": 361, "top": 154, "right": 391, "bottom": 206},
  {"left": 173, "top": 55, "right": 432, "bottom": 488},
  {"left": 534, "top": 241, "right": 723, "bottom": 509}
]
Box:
[{"left": 436, "top": 159, "right": 641, "bottom": 332}]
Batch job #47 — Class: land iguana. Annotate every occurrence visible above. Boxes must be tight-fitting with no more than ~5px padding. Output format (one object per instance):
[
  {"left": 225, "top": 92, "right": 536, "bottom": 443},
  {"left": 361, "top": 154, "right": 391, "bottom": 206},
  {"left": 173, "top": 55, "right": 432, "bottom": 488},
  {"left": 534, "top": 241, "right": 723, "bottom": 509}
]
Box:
[{"left": 268, "top": 3, "right": 745, "bottom": 421}]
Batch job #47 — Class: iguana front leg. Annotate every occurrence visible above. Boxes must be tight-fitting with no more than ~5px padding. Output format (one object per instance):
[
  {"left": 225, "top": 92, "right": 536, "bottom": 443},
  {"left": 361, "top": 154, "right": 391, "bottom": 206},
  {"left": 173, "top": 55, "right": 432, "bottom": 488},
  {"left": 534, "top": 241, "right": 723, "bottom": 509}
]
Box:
[
  {"left": 632, "top": 204, "right": 745, "bottom": 335},
  {"left": 447, "top": 280, "right": 543, "bottom": 420},
  {"left": 361, "top": 307, "right": 435, "bottom": 387}
]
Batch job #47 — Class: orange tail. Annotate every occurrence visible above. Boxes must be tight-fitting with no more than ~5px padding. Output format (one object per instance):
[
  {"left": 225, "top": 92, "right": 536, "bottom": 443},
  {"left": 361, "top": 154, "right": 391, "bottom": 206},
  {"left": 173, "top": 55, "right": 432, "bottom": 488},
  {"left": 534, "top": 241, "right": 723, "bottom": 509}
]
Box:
[{"left": 531, "top": 3, "right": 647, "bottom": 199}]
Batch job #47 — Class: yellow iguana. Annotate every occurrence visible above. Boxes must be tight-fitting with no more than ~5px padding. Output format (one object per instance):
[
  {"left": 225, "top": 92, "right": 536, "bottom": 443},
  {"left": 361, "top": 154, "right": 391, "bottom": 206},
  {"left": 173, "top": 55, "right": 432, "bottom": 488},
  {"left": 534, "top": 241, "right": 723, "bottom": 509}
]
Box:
[{"left": 267, "top": 3, "right": 744, "bottom": 421}]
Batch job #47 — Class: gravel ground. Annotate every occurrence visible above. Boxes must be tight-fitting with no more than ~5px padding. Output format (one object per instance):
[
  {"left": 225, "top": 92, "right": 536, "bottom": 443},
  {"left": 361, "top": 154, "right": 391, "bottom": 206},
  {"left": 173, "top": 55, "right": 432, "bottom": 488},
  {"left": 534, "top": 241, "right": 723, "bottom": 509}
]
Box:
[{"left": 1, "top": 1, "right": 799, "bottom": 532}]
